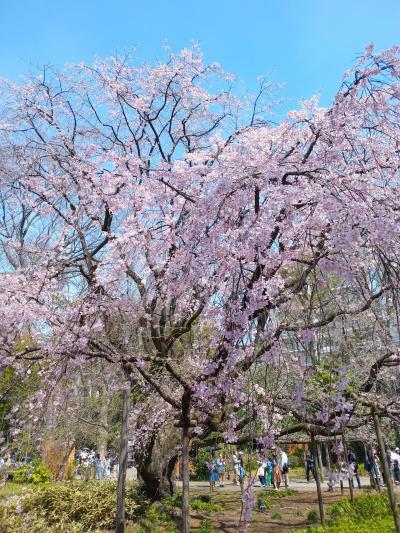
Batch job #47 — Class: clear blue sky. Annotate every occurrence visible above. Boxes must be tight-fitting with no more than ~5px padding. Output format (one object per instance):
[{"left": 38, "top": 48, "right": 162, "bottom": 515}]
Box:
[{"left": 1, "top": 0, "right": 399, "bottom": 110}]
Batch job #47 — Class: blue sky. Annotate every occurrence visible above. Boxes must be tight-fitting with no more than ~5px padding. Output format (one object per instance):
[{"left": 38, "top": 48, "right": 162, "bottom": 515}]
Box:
[{"left": 1, "top": 0, "right": 399, "bottom": 111}]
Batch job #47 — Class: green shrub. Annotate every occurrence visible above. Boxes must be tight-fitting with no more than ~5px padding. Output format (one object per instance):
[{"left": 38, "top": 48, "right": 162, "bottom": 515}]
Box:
[
  {"left": 190, "top": 448, "right": 211, "bottom": 481},
  {"left": 256, "top": 492, "right": 272, "bottom": 509},
  {"left": 13, "top": 460, "right": 52, "bottom": 484},
  {"left": 307, "top": 510, "right": 319, "bottom": 522},
  {"left": 197, "top": 494, "right": 211, "bottom": 503},
  {"left": 199, "top": 518, "right": 215, "bottom": 533},
  {"left": 268, "top": 488, "right": 298, "bottom": 498},
  {"left": 0, "top": 480, "right": 148, "bottom": 532},
  {"left": 296, "top": 493, "right": 394, "bottom": 533},
  {"left": 161, "top": 494, "right": 183, "bottom": 508},
  {"left": 329, "top": 493, "right": 389, "bottom": 520},
  {"left": 190, "top": 499, "right": 223, "bottom": 512}
]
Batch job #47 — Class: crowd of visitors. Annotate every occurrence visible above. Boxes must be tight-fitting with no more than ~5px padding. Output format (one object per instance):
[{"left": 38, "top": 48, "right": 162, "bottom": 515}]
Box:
[
  {"left": 203, "top": 442, "right": 400, "bottom": 494},
  {"left": 205, "top": 448, "right": 290, "bottom": 492},
  {"left": 255, "top": 449, "right": 290, "bottom": 489},
  {"left": 77, "top": 449, "right": 118, "bottom": 480}
]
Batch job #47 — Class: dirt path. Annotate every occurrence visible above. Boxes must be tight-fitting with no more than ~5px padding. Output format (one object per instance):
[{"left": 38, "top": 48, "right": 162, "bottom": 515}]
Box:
[
  {"left": 187, "top": 479, "right": 397, "bottom": 532},
  {"left": 190, "top": 489, "right": 350, "bottom": 532}
]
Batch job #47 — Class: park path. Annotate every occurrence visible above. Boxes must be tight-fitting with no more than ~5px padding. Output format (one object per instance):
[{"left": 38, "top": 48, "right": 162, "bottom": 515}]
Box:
[{"left": 179, "top": 474, "right": 376, "bottom": 493}]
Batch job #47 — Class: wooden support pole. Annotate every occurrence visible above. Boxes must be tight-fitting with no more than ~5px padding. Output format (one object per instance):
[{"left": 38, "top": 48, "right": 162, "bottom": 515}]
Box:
[
  {"left": 324, "top": 443, "right": 331, "bottom": 471},
  {"left": 311, "top": 434, "right": 325, "bottom": 525},
  {"left": 372, "top": 407, "right": 400, "bottom": 533},
  {"left": 317, "top": 443, "right": 324, "bottom": 481},
  {"left": 115, "top": 388, "right": 129, "bottom": 533}
]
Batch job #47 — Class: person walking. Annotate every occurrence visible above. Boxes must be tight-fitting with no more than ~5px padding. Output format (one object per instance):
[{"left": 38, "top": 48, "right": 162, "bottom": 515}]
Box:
[
  {"left": 365, "top": 449, "right": 380, "bottom": 490},
  {"left": 394, "top": 458, "right": 400, "bottom": 484},
  {"left": 103, "top": 456, "right": 111, "bottom": 479},
  {"left": 95, "top": 453, "right": 102, "bottom": 481},
  {"left": 265, "top": 457, "right": 273, "bottom": 487},
  {"left": 257, "top": 462, "right": 266, "bottom": 487},
  {"left": 305, "top": 450, "right": 315, "bottom": 482},
  {"left": 206, "top": 455, "right": 218, "bottom": 492},
  {"left": 272, "top": 454, "right": 282, "bottom": 489},
  {"left": 238, "top": 453, "right": 246, "bottom": 492},
  {"left": 348, "top": 449, "right": 361, "bottom": 489},
  {"left": 280, "top": 448, "right": 290, "bottom": 488},
  {"left": 217, "top": 454, "right": 226, "bottom": 487},
  {"left": 232, "top": 450, "right": 240, "bottom": 485}
]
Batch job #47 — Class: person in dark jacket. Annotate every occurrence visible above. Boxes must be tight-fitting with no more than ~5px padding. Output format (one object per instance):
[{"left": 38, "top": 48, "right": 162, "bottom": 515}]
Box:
[
  {"left": 348, "top": 450, "right": 361, "bottom": 489},
  {"left": 305, "top": 450, "right": 315, "bottom": 482}
]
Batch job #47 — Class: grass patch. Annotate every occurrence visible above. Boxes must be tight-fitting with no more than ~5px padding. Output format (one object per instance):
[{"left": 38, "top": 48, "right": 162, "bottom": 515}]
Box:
[
  {"left": 190, "top": 497, "right": 223, "bottom": 512},
  {"left": 271, "top": 511, "right": 282, "bottom": 519},
  {"left": 297, "top": 493, "right": 394, "bottom": 532},
  {"left": 268, "top": 488, "right": 299, "bottom": 498},
  {"left": 161, "top": 493, "right": 222, "bottom": 513},
  {"left": 307, "top": 510, "right": 319, "bottom": 522},
  {"left": 198, "top": 518, "right": 215, "bottom": 532}
]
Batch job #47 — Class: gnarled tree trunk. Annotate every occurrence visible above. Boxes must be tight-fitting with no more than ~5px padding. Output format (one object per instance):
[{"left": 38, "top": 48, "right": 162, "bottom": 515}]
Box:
[{"left": 135, "top": 423, "right": 180, "bottom": 501}]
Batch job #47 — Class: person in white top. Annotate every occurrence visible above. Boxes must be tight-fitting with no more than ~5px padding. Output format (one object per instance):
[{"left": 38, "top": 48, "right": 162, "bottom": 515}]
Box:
[
  {"left": 232, "top": 450, "right": 240, "bottom": 485},
  {"left": 280, "top": 449, "right": 290, "bottom": 488}
]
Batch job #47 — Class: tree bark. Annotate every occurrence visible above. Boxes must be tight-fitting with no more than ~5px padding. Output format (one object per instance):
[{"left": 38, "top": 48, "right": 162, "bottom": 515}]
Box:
[
  {"left": 311, "top": 435, "right": 325, "bottom": 525},
  {"left": 372, "top": 408, "right": 400, "bottom": 533},
  {"left": 115, "top": 388, "right": 129, "bottom": 533},
  {"left": 135, "top": 423, "right": 180, "bottom": 501}
]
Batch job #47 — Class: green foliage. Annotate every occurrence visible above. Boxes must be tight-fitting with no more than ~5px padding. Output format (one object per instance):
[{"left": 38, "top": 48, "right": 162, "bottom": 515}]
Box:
[
  {"left": 160, "top": 494, "right": 182, "bottom": 508},
  {"left": 13, "top": 460, "right": 52, "bottom": 484},
  {"left": 161, "top": 491, "right": 222, "bottom": 513},
  {"left": 271, "top": 511, "right": 282, "bottom": 519},
  {"left": 190, "top": 499, "right": 223, "bottom": 512},
  {"left": 140, "top": 506, "right": 177, "bottom": 531},
  {"left": 307, "top": 510, "right": 319, "bottom": 522},
  {"left": 196, "top": 493, "right": 211, "bottom": 503},
  {"left": 296, "top": 493, "right": 393, "bottom": 532},
  {"left": 198, "top": 518, "right": 215, "bottom": 533},
  {"left": 190, "top": 448, "right": 211, "bottom": 480},
  {"left": 268, "top": 488, "right": 298, "bottom": 498},
  {"left": 256, "top": 492, "right": 272, "bottom": 510},
  {"left": 328, "top": 493, "right": 389, "bottom": 520},
  {"left": 291, "top": 447, "right": 306, "bottom": 467},
  {"left": 0, "top": 480, "right": 148, "bottom": 532}
]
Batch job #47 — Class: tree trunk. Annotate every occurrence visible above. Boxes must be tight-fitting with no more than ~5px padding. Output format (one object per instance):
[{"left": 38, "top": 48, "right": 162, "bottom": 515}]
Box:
[
  {"left": 181, "top": 424, "right": 190, "bottom": 533},
  {"left": 311, "top": 435, "right": 325, "bottom": 525},
  {"left": 116, "top": 388, "right": 129, "bottom": 533},
  {"left": 135, "top": 424, "right": 180, "bottom": 501},
  {"left": 372, "top": 408, "right": 400, "bottom": 533}
]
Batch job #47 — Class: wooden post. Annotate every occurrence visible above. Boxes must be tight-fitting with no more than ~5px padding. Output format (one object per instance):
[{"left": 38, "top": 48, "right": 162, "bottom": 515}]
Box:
[
  {"left": 317, "top": 443, "right": 324, "bottom": 481},
  {"left": 324, "top": 443, "right": 331, "bottom": 471},
  {"left": 341, "top": 432, "right": 354, "bottom": 504},
  {"left": 372, "top": 407, "right": 400, "bottom": 533},
  {"left": 115, "top": 388, "right": 129, "bottom": 533},
  {"left": 179, "top": 393, "right": 192, "bottom": 533},
  {"left": 181, "top": 423, "right": 190, "bottom": 533},
  {"left": 311, "top": 434, "right": 325, "bottom": 525}
]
